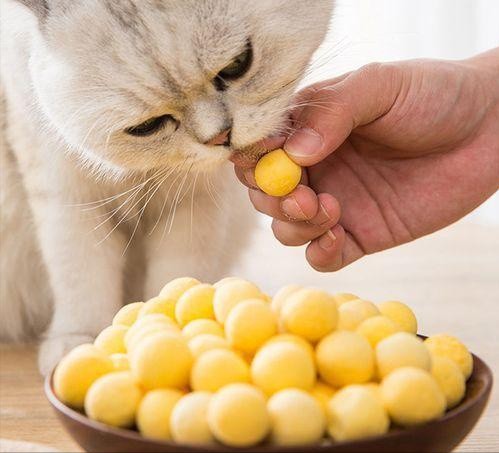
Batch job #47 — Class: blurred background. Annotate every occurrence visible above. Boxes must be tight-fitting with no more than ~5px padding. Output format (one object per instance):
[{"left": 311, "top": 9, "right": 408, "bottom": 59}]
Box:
[{"left": 235, "top": 3, "right": 498, "bottom": 449}]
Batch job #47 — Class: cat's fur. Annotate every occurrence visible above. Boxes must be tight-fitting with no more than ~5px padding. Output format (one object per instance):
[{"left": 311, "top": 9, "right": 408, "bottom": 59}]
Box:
[{"left": 0, "top": 0, "right": 333, "bottom": 374}]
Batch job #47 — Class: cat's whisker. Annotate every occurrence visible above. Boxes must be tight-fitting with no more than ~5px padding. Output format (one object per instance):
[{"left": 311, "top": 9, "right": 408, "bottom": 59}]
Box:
[
  {"left": 189, "top": 169, "right": 200, "bottom": 244},
  {"left": 164, "top": 163, "right": 193, "bottom": 239}
]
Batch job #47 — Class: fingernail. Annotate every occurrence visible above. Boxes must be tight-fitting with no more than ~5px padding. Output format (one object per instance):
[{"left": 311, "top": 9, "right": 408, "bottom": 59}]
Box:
[
  {"left": 319, "top": 202, "right": 332, "bottom": 225},
  {"left": 318, "top": 230, "right": 336, "bottom": 250},
  {"left": 244, "top": 168, "right": 257, "bottom": 188},
  {"left": 284, "top": 127, "right": 323, "bottom": 158},
  {"left": 281, "top": 197, "right": 305, "bottom": 220}
]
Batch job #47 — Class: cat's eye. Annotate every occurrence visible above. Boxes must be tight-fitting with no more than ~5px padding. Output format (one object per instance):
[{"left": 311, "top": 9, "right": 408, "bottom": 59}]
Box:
[
  {"left": 125, "top": 114, "right": 176, "bottom": 137},
  {"left": 215, "top": 42, "right": 253, "bottom": 90}
]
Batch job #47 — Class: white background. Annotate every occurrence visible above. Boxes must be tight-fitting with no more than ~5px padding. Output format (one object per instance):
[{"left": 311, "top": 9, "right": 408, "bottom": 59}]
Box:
[{"left": 300, "top": 0, "right": 499, "bottom": 225}]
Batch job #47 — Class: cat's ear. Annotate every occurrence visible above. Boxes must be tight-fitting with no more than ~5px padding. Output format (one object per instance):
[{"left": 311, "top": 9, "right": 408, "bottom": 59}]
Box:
[{"left": 15, "top": 0, "right": 49, "bottom": 21}]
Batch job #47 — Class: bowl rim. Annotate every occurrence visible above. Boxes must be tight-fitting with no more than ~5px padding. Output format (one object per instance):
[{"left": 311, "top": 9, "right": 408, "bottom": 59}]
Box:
[{"left": 45, "top": 339, "right": 493, "bottom": 452}]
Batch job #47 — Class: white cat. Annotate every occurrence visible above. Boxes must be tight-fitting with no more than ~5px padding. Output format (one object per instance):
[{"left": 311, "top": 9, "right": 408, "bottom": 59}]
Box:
[{"left": 0, "top": 0, "right": 333, "bottom": 374}]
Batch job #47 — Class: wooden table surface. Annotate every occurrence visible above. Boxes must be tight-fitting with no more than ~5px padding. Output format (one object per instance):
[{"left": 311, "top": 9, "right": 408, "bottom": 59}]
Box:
[{"left": 0, "top": 220, "right": 498, "bottom": 452}]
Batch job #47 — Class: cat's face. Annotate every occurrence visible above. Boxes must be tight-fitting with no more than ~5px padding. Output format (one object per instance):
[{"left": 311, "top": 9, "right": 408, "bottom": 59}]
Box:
[{"left": 28, "top": 0, "right": 333, "bottom": 175}]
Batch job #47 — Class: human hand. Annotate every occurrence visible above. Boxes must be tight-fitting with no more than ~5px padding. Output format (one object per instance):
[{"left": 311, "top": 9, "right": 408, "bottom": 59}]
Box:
[{"left": 233, "top": 49, "right": 499, "bottom": 271}]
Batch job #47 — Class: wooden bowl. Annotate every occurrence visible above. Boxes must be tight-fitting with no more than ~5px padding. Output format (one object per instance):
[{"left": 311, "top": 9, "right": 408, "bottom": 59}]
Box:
[{"left": 45, "top": 351, "right": 492, "bottom": 453}]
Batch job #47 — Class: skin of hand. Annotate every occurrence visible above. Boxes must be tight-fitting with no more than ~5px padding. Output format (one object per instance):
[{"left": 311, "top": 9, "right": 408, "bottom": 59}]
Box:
[{"left": 233, "top": 48, "right": 499, "bottom": 272}]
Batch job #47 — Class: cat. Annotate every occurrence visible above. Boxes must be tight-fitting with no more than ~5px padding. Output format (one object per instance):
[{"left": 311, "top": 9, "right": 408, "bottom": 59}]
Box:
[{"left": 0, "top": 0, "right": 333, "bottom": 374}]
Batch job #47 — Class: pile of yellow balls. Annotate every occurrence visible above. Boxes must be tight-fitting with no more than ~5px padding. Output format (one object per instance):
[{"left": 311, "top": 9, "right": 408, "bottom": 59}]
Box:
[{"left": 53, "top": 277, "right": 473, "bottom": 448}]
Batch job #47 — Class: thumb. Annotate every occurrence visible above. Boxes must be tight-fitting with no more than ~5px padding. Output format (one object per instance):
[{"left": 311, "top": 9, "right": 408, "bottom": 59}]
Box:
[{"left": 284, "top": 63, "right": 402, "bottom": 166}]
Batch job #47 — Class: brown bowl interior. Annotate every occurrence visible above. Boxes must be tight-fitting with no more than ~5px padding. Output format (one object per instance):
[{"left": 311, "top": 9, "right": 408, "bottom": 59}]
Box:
[{"left": 45, "top": 350, "right": 493, "bottom": 453}]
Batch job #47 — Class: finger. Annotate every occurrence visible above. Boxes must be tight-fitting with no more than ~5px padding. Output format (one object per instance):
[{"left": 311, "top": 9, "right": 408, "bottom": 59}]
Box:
[
  {"left": 284, "top": 63, "right": 402, "bottom": 167},
  {"left": 248, "top": 189, "right": 289, "bottom": 221},
  {"left": 271, "top": 213, "right": 338, "bottom": 247},
  {"left": 235, "top": 165, "right": 257, "bottom": 189},
  {"left": 306, "top": 225, "right": 365, "bottom": 272},
  {"left": 280, "top": 185, "right": 319, "bottom": 221}
]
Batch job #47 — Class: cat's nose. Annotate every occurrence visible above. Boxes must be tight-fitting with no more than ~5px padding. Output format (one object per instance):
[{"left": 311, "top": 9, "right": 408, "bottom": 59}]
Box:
[{"left": 204, "top": 128, "right": 231, "bottom": 147}]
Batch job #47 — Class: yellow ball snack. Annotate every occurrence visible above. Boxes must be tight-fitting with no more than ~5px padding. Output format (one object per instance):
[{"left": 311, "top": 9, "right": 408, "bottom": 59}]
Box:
[
  {"left": 327, "top": 385, "right": 389, "bottom": 441},
  {"left": 131, "top": 332, "right": 193, "bottom": 390},
  {"left": 225, "top": 299, "right": 277, "bottom": 354},
  {"left": 84, "top": 371, "right": 142, "bottom": 428},
  {"left": 94, "top": 325, "right": 128, "bottom": 355},
  {"left": 270, "top": 284, "right": 302, "bottom": 315},
  {"left": 208, "top": 383, "right": 270, "bottom": 448},
  {"left": 316, "top": 331, "right": 374, "bottom": 387},
  {"left": 110, "top": 353, "right": 130, "bottom": 371},
  {"left": 331, "top": 293, "right": 360, "bottom": 307},
  {"left": 310, "top": 381, "right": 336, "bottom": 414},
  {"left": 159, "top": 276, "right": 201, "bottom": 301},
  {"left": 125, "top": 315, "right": 180, "bottom": 353},
  {"left": 213, "top": 276, "right": 248, "bottom": 288},
  {"left": 170, "top": 392, "right": 214, "bottom": 446},
  {"left": 255, "top": 149, "right": 301, "bottom": 197},
  {"left": 213, "top": 280, "right": 263, "bottom": 324},
  {"left": 281, "top": 288, "right": 338, "bottom": 342},
  {"left": 431, "top": 356, "right": 466, "bottom": 409},
  {"left": 251, "top": 341, "right": 316, "bottom": 396},
  {"left": 378, "top": 301, "right": 418, "bottom": 334},
  {"left": 188, "top": 334, "right": 231, "bottom": 359},
  {"left": 376, "top": 332, "right": 431, "bottom": 379},
  {"left": 53, "top": 344, "right": 113, "bottom": 409},
  {"left": 264, "top": 333, "right": 315, "bottom": 360},
  {"left": 337, "top": 299, "right": 380, "bottom": 331},
  {"left": 175, "top": 284, "right": 215, "bottom": 327},
  {"left": 190, "top": 349, "right": 250, "bottom": 392},
  {"left": 112, "top": 302, "right": 144, "bottom": 327},
  {"left": 356, "top": 315, "right": 399, "bottom": 348},
  {"left": 381, "top": 367, "right": 446, "bottom": 426},
  {"left": 138, "top": 296, "right": 176, "bottom": 320},
  {"left": 425, "top": 334, "right": 473, "bottom": 379},
  {"left": 182, "top": 319, "right": 224, "bottom": 340},
  {"left": 137, "top": 389, "right": 183, "bottom": 440},
  {"left": 268, "top": 388, "right": 326, "bottom": 446}
]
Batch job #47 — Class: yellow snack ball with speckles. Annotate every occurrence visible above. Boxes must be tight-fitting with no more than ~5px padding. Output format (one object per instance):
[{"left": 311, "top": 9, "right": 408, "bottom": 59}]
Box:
[
  {"left": 54, "top": 344, "right": 113, "bottom": 409},
  {"left": 175, "top": 284, "right": 215, "bottom": 327},
  {"left": 356, "top": 315, "right": 400, "bottom": 348},
  {"left": 138, "top": 296, "right": 177, "bottom": 320},
  {"left": 268, "top": 388, "right": 325, "bottom": 446},
  {"left": 110, "top": 353, "right": 130, "bottom": 371},
  {"left": 188, "top": 334, "right": 231, "bottom": 359},
  {"left": 270, "top": 284, "right": 302, "bottom": 315},
  {"left": 327, "top": 385, "right": 389, "bottom": 441},
  {"left": 213, "top": 280, "right": 263, "bottom": 324},
  {"left": 137, "top": 389, "right": 183, "bottom": 440},
  {"left": 159, "top": 277, "right": 201, "bottom": 301},
  {"left": 264, "top": 334, "right": 315, "bottom": 360},
  {"left": 378, "top": 301, "right": 418, "bottom": 334},
  {"left": 207, "top": 383, "right": 270, "bottom": 448},
  {"left": 213, "top": 277, "right": 250, "bottom": 289},
  {"left": 425, "top": 334, "right": 473, "bottom": 379},
  {"left": 125, "top": 314, "right": 180, "bottom": 353},
  {"left": 309, "top": 381, "right": 336, "bottom": 415},
  {"left": 131, "top": 332, "right": 193, "bottom": 390},
  {"left": 281, "top": 288, "right": 338, "bottom": 342},
  {"left": 170, "top": 392, "right": 215, "bottom": 446},
  {"left": 190, "top": 349, "right": 250, "bottom": 392},
  {"left": 84, "top": 371, "right": 142, "bottom": 428},
  {"left": 225, "top": 299, "right": 277, "bottom": 354},
  {"left": 251, "top": 341, "right": 316, "bottom": 396},
  {"left": 255, "top": 149, "right": 301, "bottom": 197},
  {"left": 316, "top": 331, "right": 374, "bottom": 388},
  {"left": 94, "top": 325, "right": 128, "bottom": 355},
  {"left": 431, "top": 356, "right": 466, "bottom": 409},
  {"left": 381, "top": 367, "right": 446, "bottom": 426},
  {"left": 112, "top": 302, "right": 144, "bottom": 327},
  {"left": 337, "top": 299, "right": 380, "bottom": 331},
  {"left": 331, "top": 293, "right": 359, "bottom": 307},
  {"left": 182, "top": 319, "right": 224, "bottom": 340},
  {"left": 376, "top": 332, "right": 431, "bottom": 379}
]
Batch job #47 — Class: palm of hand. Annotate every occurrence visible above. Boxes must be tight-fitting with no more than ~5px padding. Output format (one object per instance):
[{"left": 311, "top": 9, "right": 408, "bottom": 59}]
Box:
[{"left": 306, "top": 61, "right": 499, "bottom": 256}]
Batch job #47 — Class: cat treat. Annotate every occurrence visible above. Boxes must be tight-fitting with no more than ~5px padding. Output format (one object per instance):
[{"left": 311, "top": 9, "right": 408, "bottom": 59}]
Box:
[
  {"left": 255, "top": 149, "right": 302, "bottom": 197},
  {"left": 53, "top": 276, "right": 473, "bottom": 448}
]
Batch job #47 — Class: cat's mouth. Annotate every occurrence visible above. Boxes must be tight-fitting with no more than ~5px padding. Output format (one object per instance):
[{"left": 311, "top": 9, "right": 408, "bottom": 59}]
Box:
[{"left": 229, "top": 135, "right": 287, "bottom": 168}]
